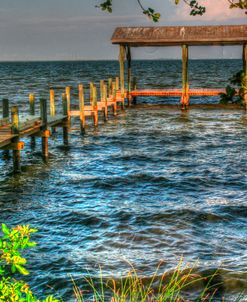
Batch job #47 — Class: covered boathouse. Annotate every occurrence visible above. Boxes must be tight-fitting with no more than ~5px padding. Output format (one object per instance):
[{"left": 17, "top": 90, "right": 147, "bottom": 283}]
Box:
[{"left": 111, "top": 25, "right": 247, "bottom": 109}]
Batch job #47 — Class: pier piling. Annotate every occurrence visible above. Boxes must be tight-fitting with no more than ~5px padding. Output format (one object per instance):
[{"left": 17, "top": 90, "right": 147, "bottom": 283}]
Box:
[
  {"left": 29, "top": 94, "right": 36, "bottom": 147},
  {"left": 79, "top": 84, "right": 85, "bottom": 134},
  {"left": 11, "top": 106, "right": 21, "bottom": 172},
  {"left": 40, "top": 98, "right": 50, "bottom": 158},
  {"left": 62, "top": 93, "right": 69, "bottom": 146}
]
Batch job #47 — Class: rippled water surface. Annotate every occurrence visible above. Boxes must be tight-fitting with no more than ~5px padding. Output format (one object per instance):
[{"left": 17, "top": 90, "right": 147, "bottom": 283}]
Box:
[{"left": 0, "top": 60, "right": 246, "bottom": 301}]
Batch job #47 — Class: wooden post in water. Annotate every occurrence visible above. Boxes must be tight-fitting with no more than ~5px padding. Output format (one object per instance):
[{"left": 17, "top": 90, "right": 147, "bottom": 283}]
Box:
[
  {"left": 2, "top": 99, "right": 10, "bottom": 158},
  {"left": 90, "top": 82, "right": 94, "bottom": 105},
  {"left": 132, "top": 77, "right": 137, "bottom": 104},
  {"left": 40, "top": 98, "right": 49, "bottom": 158},
  {"left": 112, "top": 81, "right": 117, "bottom": 116},
  {"left": 119, "top": 45, "right": 126, "bottom": 100},
  {"left": 127, "top": 46, "right": 132, "bottom": 106},
  {"left": 50, "top": 89, "right": 56, "bottom": 134},
  {"left": 108, "top": 78, "right": 113, "bottom": 98},
  {"left": 65, "top": 86, "right": 71, "bottom": 118},
  {"left": 11, "top": 106, "right": 21, "bottom": 172},
  {"left": 100, "top": 80, "right": 108, "bottom": 121},
  {"left": 79, "top": 84, "right": 85, "bottom": 134},
  {"left": 115, "top": 77, "right": 119, "bottom": 91},
  {"left": 243, "top": 44, "right": 247, "bottom": 109},
  {"left": 29, "top": 94, "right": 36, "bottom": 147},
  {"left": 62, "top": 93, "right": 69, "bottom": 146},
  {"left": 103, "top": 83, "right": 108, "bottom": 121},
  {"left": 181, "top": 44, "right": 189, "bottom": 109},
  {"left": 92, "top": 85, "right": 98, "bottom": 127}
]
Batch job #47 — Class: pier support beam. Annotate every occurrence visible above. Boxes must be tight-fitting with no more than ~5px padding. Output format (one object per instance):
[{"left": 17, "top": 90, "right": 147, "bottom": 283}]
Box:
[
  {"left": 50, "top": 89, "right": 56, "bottom": 133},
  {"left": 11, "top": 106, "right": 21, "bottom": 173},
  {"left": 119, "top": 45, "right": 126, "bottom": 102},
  {"left": 29, "top": 94, "right": 36, "bottom": 148},
  {"left": 243, "top": 44, "right": 247, "bottom": 109},
  {"left": 79, "top": 84, "right": 85, "bottom": 134},
  {"left": 100, "top": 80, "right": 108, "bottom": 121},
  {"left": 62, "top": 93, "right": 69, "bottom": 146},
  {"left": 181, "top": 45, "right": 189, "bottom": 109},
  {"left": 2, "top": 99, "right": 10, "bottom": 158},
  {"left": 40, "top": 99, "right": 50, "bottom": 158},
  {"left": 127, "top": 46, "right": 132, "bottom": 107}
]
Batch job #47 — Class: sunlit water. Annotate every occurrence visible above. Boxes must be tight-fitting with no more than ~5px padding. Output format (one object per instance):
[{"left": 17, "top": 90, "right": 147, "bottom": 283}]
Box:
[{"left": 0, "top": 60, "right": 246, "bottom": 301}]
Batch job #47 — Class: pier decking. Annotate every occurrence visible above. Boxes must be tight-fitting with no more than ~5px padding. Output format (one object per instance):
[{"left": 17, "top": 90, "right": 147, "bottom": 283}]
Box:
[{"left": 131, "top": 89, "right": 225, "bottom": 97}]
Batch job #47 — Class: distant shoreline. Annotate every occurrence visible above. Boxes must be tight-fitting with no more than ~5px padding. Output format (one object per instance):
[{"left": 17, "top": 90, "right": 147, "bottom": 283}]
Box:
[{"left": 0, "top": 58, "right": 242, "bottom": 63}]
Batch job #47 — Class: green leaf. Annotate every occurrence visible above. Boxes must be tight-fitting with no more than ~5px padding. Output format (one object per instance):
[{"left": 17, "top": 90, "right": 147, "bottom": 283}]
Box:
[
  {"left": 15, "top": 265, "right": 29, "bottom": 275},
  {"left": 1, "top": 224, "right": 10, "bottom": 235}
]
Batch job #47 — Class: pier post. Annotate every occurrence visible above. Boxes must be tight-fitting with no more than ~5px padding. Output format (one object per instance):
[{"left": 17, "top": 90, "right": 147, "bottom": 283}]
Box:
[
  {"left": 93, "top": 85, "right": 98, "bottom": 127},
  {"left": 62, "top": 93, "right": 69, "bottom": 146},
  {"left": 243, "top": 44, "right": 247, "bottom": 109},
  {"left": 65, "top": 86, "right": 71, "bottom": 119},
  {"left": 119, "top": 45, "right": 126, "bottom": 101},
  {"left": 127, "top": 46, "right": 132, "bottom": 106},
  {"left": 11, "top": 106, "right": 21, "bottom": 172},
  {"left": 29, "top": 94, "right": 36, "bottom": 147},
  {"left": 90, "top": 82, "right": 94, "bottom": 105},
  {"left": 40, "top": 98, "right": 50, "bottom": 158},
  {"left": 108, "top": 78, "right": 113, "bottom": 99},
  {"left": 50, "top": 89, "right": 56, "bottom": 134},
  {"left": 115, "top": 77, "right": 119, "bottom": 91},
  {"left": 181, "top": 45, "right": 189, "bottom": 109},
  {"left": 2, "top": 99, "right": 10, "bottom": 158},
  {"left": 79, "top": 84, "right": 85, "bottom": 134},
  {"left": 100, "top": 80, "right": 108, "bottom": 121},
  {"left": 103, "top": 83, "right": 108, "bottom": 121},
  {"left": 132, "top": 77, "right": 137, "bottom": 104},
  {"left": 112, "top": 82, "right": 117, "bottom": 116}
]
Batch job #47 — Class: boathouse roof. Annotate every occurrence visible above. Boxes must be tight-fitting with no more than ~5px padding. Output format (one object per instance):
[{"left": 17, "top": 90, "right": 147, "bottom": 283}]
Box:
[{"left": 111, "top": 25, "right": 247, "bottom": 46}]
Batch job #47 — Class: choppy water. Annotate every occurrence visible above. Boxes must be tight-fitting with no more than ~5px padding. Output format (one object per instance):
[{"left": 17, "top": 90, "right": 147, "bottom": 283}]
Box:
[{"left": 0, "top": 60, "right": 246, "bottom": 301}]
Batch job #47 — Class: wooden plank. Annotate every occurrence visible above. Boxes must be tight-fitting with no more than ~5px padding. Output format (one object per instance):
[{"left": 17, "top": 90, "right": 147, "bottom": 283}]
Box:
[{"left": 131, "top": 89, "right": 225, "bottom": 97}]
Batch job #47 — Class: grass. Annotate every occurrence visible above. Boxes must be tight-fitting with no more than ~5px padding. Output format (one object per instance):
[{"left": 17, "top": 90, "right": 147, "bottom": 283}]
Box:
[{"left": 68, "top": 260, "right": 246, "bottom": 302}]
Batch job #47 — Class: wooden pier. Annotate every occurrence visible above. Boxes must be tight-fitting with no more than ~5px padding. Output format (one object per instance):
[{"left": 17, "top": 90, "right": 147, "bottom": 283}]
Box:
[
  {"left": 0, "top": 79, "right": 125, "bottom": 172},
  {"left": 112, "top": 24, "right": 247, "bottom": 109}
]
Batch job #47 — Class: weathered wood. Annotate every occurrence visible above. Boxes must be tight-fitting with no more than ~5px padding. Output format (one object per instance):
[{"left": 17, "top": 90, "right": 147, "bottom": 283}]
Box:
[
  {"left": 62, "top": 93, "right": 69, "bottom": 145},
  {"left": 40, "top": 99, "right": 49, "bottom": 157},
  {"left": 93, "top": 85, "right": 98, "bottom": 127},
  {"left": 29, "top": 94, "right": 36, "bottom": 147},
  {"left": 112, "top": 25, "right": 247, "bottom": 46},
  {"left": 243, "top": 44, "right": 247, "bottom": 109},
  {"left": 2, "top": 99, "right": 10, "bottom": 156},
  {"left": 50, "top": 89, "right": 56, "bottom": 116},
  {"left": 119, "top": 45, "right": 125, "bottom": 99},
  {"left": 90, "top": 82, "right": 94, "bottom": 105},
  {"left": 115, "top": 77, "right": 119, "bottom": 91},
  {"left": 108, "top": 78, "right": 113, "bottom": 97},
  {"left": 103, "top": 83, "right": 108, "bottom": 121},
  {"left": 181, "top": 45, "right": 189, "bottom": 109},
  {"left": 11, "top": 106, "right": 21, "bottom": 172},
  {"left": 131, "top": 88, "right": 224, "bottom": 97},
  {"left": 100, "top": 80, "right": 108, "bottom": 121},
  {"left": 65, "top": 86, "right": 71, "bottom": 117},
  {"left": 112, "top": 82, "right": 117, "bottom": 116},
  {"left": 127, "top": 46, "right": 132, "bottom": 106},
  {"left": 79, "top": 84, "right": 85, "bottom": 134},
  {"left": 29, "top": 94, "right": 35, "bottom": 115},
  {"left": 132, "top": 77, "right": 137, "bottom": 104}
]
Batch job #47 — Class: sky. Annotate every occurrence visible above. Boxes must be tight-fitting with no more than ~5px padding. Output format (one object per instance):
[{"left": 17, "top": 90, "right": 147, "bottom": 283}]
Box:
[{"left": 0, "top": 0, "right": 246, "bottom": 61}]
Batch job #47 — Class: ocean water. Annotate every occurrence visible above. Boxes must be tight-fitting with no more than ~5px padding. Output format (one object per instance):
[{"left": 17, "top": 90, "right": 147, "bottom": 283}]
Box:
[{"left": 0, "top": 60, "right": 246, "bottom": 301}]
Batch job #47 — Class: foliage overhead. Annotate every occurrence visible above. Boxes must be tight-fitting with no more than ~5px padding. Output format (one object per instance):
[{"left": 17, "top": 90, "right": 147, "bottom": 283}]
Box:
[{"left": 97, "top": 0, "right": 247, "bottom": 22}]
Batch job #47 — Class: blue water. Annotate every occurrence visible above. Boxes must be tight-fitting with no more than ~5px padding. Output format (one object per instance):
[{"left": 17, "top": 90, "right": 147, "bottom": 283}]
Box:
[{"left": 0, "top": 60, "right": 246, "bottom": 301}]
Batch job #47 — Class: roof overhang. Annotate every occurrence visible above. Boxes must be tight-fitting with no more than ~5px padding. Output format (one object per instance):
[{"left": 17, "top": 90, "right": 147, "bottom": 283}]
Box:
[{"left": 111, "top": 25, "right": 247, "bottom": 47}]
